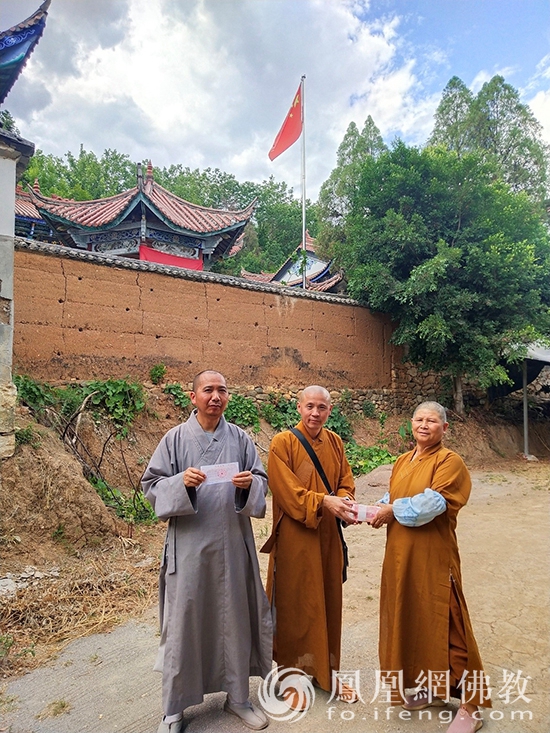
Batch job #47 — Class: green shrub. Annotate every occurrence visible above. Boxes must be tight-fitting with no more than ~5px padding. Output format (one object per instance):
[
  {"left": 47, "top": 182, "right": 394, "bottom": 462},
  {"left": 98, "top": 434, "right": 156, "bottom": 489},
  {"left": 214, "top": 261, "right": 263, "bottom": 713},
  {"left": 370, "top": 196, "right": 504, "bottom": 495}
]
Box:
[
  {"left": 0, "top": 634, "right": 15, "bottom": 661},
  {"left": 14, "top": 425, "right": 41, "bottom": 448},
  {"left": 163, "top": 382, "right": 191, "bottom": 410},
  {"left": 14, "top": 374, "right": 55, "bottom": 413},
  {"left": 84, "top": 379, "right": 145, "bottom": 437},
  {"left": 260, "top": 394, "right": 298, "bottom": 432},
  {"left": 89, "top": 476, "right": 157, "bottom": 524},
  {"left": 15, "top": 376, "right": 146, "bottom": 438},
  {"left": 325, "top": 405, "right": 353, "bottom": 442},
  {"left": 345, "top": 441, "right": 396, "bottom": 476},
  {"left": 54, "top": 384, "right": 88, "bottom": 420},
  {"left": 362, "top": 400, "right": 377, "bottom": 418},
  {"left": 260, "top": 394, "right": 353, "bottom": 441},
  {"left": 338, "top": 388, "right": 354, "bottom": 417},
  {"left": 225, "top": 394, "right": 260, "bottom": 432},
  {"left": 398, "top": 419, "right": 413, "bottom": 450},
  {"left": 149, "top": 363, "right": 167, "bottom": 385}
]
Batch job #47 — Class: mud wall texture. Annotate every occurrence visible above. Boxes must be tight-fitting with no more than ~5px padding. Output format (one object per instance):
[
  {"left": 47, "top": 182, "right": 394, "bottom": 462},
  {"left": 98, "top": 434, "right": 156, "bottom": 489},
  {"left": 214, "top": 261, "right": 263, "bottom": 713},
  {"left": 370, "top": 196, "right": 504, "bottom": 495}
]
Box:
[{"left": 12, "top": 246, "right": 399, "bottom": 391}]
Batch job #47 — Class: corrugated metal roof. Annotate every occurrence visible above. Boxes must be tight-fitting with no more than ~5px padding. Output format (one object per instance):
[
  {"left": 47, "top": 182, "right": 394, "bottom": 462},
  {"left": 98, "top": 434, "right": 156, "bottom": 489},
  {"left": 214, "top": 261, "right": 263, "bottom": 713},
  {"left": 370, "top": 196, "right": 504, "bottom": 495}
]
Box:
[{"left": 526, "top": 345, "right": 550, "bottom": 364}]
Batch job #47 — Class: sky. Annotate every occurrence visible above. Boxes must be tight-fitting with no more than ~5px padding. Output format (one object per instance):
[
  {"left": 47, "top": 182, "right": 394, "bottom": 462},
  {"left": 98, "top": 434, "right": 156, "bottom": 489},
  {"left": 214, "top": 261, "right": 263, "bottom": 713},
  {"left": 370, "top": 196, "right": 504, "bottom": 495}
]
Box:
[{"left": 1, "top": 0, "right": 549, "bottom": 201}]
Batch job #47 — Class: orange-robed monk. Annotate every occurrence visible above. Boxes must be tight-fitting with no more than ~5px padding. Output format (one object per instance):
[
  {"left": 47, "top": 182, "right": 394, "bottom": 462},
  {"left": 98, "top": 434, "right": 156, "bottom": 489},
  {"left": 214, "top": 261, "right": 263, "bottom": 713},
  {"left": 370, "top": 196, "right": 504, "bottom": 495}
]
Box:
[
  {"left": 371, "top": 401, "right": 491, "bottom": 733},
  {"left": 261, "top": 385, "right": 357, "bottom": 710}
]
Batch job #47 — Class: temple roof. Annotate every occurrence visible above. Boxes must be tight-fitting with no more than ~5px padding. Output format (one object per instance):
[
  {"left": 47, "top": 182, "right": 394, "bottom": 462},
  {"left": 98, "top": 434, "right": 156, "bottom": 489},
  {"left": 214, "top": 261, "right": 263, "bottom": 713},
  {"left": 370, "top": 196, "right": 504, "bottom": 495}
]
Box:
[
  {"left": 28, "top": 162, "right": 256, "bottom": 240},
  {"left": 240, "top": 230, "right": 344, "bottom": 293},
  {"left": 0, "top": 0, "right": 50, "bottom": 105},
  {"left": 15, "top": 184, "right": 42, "bottom": 219},
  {"left": 241, "top": 269, "right": 276, "bottom": 283},
  {"left": 307, "top": 271, "right": 343, "bottom": 292}
]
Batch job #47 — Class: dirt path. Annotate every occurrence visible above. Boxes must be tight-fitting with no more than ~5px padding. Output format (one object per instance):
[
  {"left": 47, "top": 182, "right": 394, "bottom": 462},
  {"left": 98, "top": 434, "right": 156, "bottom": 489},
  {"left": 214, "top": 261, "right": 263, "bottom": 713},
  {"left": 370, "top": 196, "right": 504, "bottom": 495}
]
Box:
[{"left": 2, "top": 463, "right": 549, "bottom": 733}]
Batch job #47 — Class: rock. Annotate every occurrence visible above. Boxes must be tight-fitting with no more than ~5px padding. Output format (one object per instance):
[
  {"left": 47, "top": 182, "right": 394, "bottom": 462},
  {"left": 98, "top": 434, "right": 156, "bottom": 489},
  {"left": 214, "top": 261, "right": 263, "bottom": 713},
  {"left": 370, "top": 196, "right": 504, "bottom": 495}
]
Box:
[{"left": 0, "top": 578, "right": 17, "bottom": 596}]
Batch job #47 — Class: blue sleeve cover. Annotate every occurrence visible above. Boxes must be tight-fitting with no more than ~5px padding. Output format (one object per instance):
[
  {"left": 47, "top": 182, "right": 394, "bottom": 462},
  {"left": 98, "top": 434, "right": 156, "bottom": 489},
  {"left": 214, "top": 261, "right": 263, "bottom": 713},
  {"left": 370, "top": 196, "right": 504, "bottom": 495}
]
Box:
[{"left": 392, "top": 488, "right": 447, "bottom": 527}]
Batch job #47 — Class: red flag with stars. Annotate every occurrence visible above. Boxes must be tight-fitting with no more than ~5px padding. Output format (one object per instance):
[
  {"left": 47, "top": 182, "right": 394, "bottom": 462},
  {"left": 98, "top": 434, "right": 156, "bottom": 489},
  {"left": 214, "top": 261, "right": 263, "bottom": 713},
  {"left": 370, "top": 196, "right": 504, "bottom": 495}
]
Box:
[{"left": 268, "top": 83, "right": 303, "bottom": 161}]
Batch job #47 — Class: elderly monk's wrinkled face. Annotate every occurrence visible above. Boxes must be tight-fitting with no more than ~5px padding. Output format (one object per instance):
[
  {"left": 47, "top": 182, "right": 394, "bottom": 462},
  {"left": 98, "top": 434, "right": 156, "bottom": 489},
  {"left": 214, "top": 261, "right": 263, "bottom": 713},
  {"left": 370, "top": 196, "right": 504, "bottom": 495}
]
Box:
[
  {"left": 412, "top": 408, "right": 448, "bottom": 450},
  {"left": 191, "top": 372, "right": 229, "bottom": 419},
  {"left": 297, "top": 389, "right": 332, "bottom": 439}
]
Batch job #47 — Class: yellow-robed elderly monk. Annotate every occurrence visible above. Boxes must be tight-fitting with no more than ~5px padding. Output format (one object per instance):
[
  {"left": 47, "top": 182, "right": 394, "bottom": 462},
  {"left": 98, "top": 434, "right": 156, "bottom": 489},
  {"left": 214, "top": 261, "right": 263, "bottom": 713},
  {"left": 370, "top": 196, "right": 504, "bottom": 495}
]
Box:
[
  {"left": 371, "top": 401, "right": 491, "bottom": 733},
  {"left": 261, "top": 385, "right": 357, "bottom": 710}
]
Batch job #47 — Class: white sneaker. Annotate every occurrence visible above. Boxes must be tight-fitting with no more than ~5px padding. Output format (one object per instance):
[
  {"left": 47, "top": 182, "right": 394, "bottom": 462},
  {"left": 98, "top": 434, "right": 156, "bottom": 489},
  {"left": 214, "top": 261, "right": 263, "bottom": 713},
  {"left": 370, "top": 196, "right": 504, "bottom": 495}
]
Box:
[
  {"left": 224, "top": 697, "right": 269, "bottom": 730},
  {"left": 157, "top": 716, "right": 184, "bottom": 733}
]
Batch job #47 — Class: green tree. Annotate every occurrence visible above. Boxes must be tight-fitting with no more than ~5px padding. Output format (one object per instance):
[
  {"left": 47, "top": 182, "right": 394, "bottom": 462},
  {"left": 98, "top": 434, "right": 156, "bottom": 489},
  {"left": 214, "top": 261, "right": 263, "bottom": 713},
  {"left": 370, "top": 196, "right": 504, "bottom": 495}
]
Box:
[
  {"left": 0, "top": 109, "right": 20, "bottom": 134},
  {"left": 319, "top": 116, "right": 387, "bottom": 225},
  {"left": 428, "top": 76, "right": 474, "bottom": 155},
  {"left": 328, "top": 142, "right": 550, "bottom": 414},
  {"left": 22, "top": 146, "right": 136, "bottom": 199},
  {"left": 318, "top": 116, "right": 387, "bottom": 259},
  {"left": 213, "top": 175, "right": 318, "bottom": 275},
  {"left": 429, "top": 75, "right": 550, "bottom": 203},
  {"left": 359, "top": 115, "right": 388, "bottom": 159},
  {"left": 155, "top": 165, "right": 251, "bottom": 209},
  {"left": 469, "top": 75, "right": 549, "bottom": 200},
  {"left": 23, "top": 149, "right": 70, "bottom": 196}
]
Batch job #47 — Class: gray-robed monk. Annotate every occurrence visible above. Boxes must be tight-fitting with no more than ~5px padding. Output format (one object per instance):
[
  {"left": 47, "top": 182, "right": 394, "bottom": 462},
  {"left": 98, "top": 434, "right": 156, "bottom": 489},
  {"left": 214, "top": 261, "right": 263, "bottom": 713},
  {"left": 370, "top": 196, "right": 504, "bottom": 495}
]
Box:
[{"left": 142, "top": 371, "right": 272, "bottom": 733}]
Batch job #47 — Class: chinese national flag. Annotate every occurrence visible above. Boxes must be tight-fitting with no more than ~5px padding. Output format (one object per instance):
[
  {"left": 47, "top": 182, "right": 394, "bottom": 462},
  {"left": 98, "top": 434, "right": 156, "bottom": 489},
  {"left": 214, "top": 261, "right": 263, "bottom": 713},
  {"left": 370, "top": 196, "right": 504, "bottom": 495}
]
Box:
[{"left": 268, "top": 83, "right": 303, "bottom": 161}]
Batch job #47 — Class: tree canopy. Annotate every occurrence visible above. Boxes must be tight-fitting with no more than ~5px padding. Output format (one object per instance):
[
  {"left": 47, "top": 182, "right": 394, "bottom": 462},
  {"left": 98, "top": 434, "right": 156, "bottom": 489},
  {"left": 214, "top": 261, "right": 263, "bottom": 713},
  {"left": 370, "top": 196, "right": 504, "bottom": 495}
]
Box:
[
  {"left": 318, "top": 115, "right": 387, "bottom": 231},
  {"left": 429, "top": 75, "right": 550, "bottom": 204},
  {"left": 0, "top": 109, "right": 20, "bottom": 134},
  {"left": 323, "top": 141, "right": 550, "bottom": 413},
  {"left": 22, "top": 146, "right": 136, "bottom": 200}
]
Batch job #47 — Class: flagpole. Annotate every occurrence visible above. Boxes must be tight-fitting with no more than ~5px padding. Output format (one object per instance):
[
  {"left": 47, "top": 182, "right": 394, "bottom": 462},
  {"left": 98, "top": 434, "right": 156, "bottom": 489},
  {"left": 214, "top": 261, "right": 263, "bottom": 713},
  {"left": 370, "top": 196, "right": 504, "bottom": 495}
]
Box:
[{"left": 301, "top": 75, "right": 307, "bottom": 289}]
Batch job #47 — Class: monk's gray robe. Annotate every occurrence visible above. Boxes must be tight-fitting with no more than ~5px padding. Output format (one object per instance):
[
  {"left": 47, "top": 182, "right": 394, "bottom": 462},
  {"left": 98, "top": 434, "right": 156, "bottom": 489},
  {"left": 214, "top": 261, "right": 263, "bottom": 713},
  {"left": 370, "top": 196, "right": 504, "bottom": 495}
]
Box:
[{"left": 141, "top": 411, "right": 272, "bottom": 716}]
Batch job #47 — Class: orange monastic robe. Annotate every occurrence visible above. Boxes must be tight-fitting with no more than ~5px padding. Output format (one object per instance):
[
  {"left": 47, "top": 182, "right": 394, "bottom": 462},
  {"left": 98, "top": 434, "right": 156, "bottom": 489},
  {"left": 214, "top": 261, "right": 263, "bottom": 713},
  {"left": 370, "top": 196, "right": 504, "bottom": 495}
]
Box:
[
  {"left": 379, "top": 442, "right": 491, "bottom": 707},
  {"left": 261, "top": 422, "right": 355, "bottom": 691}
]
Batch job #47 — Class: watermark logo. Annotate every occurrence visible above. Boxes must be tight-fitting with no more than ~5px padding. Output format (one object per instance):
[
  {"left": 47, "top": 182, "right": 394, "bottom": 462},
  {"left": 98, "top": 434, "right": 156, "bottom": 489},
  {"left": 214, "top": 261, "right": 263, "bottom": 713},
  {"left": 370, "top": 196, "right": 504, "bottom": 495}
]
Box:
[{"left": 258, "top": 667, "right": 315, "bottom": 722}]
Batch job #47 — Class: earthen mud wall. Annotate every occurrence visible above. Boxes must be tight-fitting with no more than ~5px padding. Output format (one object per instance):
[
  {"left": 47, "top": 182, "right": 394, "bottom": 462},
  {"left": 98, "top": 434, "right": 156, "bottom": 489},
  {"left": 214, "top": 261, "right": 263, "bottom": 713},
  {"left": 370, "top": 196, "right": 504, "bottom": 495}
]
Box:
[{"left": 12, "top": 244, "right": 400, "bottom": 391}]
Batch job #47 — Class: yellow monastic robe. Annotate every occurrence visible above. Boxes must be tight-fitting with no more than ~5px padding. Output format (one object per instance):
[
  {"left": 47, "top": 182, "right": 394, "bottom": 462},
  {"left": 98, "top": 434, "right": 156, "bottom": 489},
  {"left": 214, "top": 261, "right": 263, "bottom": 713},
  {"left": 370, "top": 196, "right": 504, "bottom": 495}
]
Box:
[
  {"left": 261, "top": 421, "right": 355, "bottom": 691},
  {"left": 379, "top": 442, "right": 491, "bottom": 707}
]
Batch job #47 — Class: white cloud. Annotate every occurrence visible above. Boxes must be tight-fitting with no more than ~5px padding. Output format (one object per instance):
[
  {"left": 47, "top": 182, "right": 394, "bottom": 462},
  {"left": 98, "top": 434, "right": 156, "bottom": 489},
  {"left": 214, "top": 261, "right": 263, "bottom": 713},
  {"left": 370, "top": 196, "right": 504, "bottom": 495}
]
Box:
[
  {"left": 2, "top": 0, "right": 548, "bottom": 199},
  {"left": 470, "top": 65, "right": 518, "bottom": 94},
  {"left": 529, "top": 91, "right": 550, "bottom": 145}
]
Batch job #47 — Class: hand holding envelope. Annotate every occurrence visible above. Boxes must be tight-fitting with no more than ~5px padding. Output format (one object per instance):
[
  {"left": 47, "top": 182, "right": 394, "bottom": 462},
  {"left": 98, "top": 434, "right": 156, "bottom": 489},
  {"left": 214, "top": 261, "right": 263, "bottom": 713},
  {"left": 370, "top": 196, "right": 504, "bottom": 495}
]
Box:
[
  {"left": 200, "top": 462, "right": 240, "bottom": 486},
  {"left": 198, "top": 463, "right": 254, "bottom": 490},
  {"left": 351, "top": 503, "right": 380, "bottom": 524}
]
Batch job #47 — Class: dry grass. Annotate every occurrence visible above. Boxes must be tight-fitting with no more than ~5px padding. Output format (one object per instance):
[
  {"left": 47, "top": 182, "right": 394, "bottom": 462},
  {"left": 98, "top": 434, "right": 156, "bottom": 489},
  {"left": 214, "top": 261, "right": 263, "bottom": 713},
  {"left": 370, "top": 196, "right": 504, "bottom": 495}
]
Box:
[
  {"left": 36, "top": 699, "right": 71, "bottom": 719},
  {"left": 0, "top": 536, "right": 161, "bottom": 677}
]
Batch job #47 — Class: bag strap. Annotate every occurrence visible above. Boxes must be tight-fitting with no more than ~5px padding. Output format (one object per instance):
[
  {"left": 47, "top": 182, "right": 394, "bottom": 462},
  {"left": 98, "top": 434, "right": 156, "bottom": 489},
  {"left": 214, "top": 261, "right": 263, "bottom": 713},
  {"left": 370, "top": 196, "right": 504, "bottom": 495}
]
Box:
[
  {"left": 290, "top": 427, "right": 349, "bottom": 582},
  {"left": 290, "top": 427, "right": 334, "bottom": 495}
]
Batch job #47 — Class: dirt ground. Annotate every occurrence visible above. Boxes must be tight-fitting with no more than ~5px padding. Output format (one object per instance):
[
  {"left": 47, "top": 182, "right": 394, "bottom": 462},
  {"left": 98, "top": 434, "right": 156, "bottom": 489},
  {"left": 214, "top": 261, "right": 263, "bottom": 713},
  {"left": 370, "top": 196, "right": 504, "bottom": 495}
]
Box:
[
  {"left": 1, "top": 461, "right": 549, "bottom": 732},
  {"left": 1, "top": 394, "right": 549, "bottom": 732}
]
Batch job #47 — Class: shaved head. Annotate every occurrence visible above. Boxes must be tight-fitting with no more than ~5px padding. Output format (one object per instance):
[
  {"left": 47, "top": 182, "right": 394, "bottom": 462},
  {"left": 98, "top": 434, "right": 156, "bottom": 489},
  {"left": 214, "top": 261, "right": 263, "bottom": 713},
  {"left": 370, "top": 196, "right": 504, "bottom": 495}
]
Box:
[
  {"left": 297, "top": 385, "right": 332, "bottom": 439},
  {"left": 192, "top": 370, "right": 225, "bottom": 392},
  {"left": 298, "top": 385, "right": 331, "bottom": 404}
]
